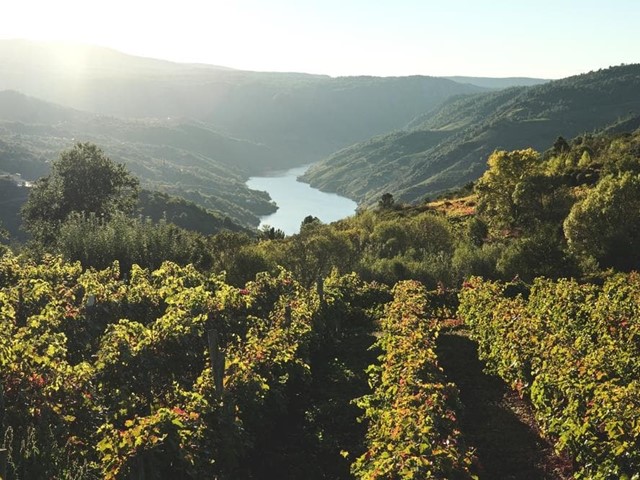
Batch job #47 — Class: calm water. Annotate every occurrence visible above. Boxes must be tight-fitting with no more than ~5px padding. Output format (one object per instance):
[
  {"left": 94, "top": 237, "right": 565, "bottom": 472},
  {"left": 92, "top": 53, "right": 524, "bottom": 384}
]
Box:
[{"left": 246, "top": 165, "right": 357, "bottom": 235}]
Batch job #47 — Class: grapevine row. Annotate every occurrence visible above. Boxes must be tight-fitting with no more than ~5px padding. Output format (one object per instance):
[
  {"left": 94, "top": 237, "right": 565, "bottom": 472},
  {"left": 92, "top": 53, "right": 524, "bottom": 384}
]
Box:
[
  {"left": 0, "top": 253, "right": 319, "bottom": 479},
  {"left": 352, "top": 280, "right": 475, "bottom": 479},
  {"left": 459, "top": 275, "right": 640, "bottom": 479}
]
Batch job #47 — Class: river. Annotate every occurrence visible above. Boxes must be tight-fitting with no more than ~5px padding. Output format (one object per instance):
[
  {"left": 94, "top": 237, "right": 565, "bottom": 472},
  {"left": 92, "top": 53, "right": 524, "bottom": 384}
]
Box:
[{"left": 246, "top": 165, "right": 357, "bottom": 235}]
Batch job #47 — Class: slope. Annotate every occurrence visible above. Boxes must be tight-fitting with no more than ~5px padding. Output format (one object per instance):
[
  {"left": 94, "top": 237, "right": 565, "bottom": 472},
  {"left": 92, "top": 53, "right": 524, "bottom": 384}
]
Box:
[
  {"left": 444, "top": 76, "right": 549, "bottom": 89},
  {"left": 0, "top": 91, "right": 277, "bottom": 226},
  {"left": 0, "top": 40, "right": 487, "bottom": 168},
  {"left": 303, "top": 64, "right": 640, "bottom": 205}
]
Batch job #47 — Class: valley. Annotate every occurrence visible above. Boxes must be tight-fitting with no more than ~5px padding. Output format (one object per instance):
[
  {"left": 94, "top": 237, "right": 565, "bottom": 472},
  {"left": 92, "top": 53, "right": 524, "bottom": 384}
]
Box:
[
  {"left": 1, "top": 32, "right": 640, "bottom": 480},
  {"left": 0, "top": 40, "right": 552, "bottom": 233}
]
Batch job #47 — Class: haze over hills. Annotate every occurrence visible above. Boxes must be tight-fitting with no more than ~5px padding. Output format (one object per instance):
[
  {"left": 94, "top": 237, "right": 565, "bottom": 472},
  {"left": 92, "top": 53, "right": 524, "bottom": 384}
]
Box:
[
  {"left": 0, "top": 90, "right": 278, "bottom": 227},
  {"left": 0, "top": 40, "right": 488, "bottom": 170},
  {"left": 0, "top": 39, "right": 512, "bottom": 230},
  {"left": 302, "top": 64, "right": 640, "bottom": 205},
  {"left": 443, "top": 76, "right": 550, "bottom": 89},
  {"left": 3, "top": 40, "right": 635, "bottom": 231}
]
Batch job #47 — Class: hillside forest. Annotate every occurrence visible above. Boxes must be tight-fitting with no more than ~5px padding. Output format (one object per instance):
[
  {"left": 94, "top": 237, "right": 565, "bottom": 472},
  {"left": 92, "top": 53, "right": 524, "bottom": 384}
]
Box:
[
  {"left": 1, "top": 122, "right": 640, "bottom": 479},
  {"left": 1, "top": 43, "right": 640, "bottom": 479}
]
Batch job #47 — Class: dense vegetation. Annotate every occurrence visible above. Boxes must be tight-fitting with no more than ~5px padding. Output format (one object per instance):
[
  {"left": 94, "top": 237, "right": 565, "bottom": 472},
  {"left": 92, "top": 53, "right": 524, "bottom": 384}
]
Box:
[
  {"left": 460, "top": 275, "right": 640, "bottom": 479},
  {"left": 2, "top": 50, "right": 640, "bottom": 478},
  {"left": 303, "top": 64, "right": 640, "bottom": 205},
  {"left": 5, "top": 126, "right": 640, "bottom": 291}
]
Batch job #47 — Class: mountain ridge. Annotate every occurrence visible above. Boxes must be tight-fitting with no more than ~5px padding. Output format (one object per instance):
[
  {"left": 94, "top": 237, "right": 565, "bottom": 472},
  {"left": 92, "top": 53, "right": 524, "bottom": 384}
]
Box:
[
  {"left": 302, "top": 63, "right": 640, "bottom": 205},
  {"left": 444, "top": 76, "right": 550, "bottom": 89},
  {"left": 0, "top": 40, "right": 488, "bottom": 169}
]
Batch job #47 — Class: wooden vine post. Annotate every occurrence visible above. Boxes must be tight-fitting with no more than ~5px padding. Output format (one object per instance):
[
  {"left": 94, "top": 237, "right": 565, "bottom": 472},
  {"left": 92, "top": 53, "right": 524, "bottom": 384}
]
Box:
[
  {"left": 0, "top": 447, "right": 7, "bottom": 480},
  {"left": 284, "top": 304, "right": 292, "bottom": 327},
  {"left": 207, "top": 329, "right": 226, "bottom": 399}
]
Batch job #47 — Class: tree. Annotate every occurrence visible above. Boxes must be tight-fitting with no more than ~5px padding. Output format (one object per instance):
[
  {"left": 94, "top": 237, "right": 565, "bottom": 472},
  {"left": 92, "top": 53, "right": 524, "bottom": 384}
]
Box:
[
  {"left": 300, "top": 215, "right": 321, "bottom": 230},
  {"left": 553, "top": 136, "right": 570, "bottom": 154},
  {"left": 465, "top": 217, "right": 488, "bottom": 246},
  {"left": 496, "top": 227, "right": 578, "bottom": 282},
  {"left": 0, "top": 220, "right": 8, "bottom": 255},
  {"left": 510, "top": 174, "right": 573, "bottom": 228},
  {"left": 564, "top": 172, "right": 640, "bottom": 270},
  {"left": 262, "top": 223, "right": 354, "bottom": 288},
  {"left": 475, "top": 148, "right": 541, "bottom": 229},
  {"left": 377, "top": 193, "right": 395, "bottom": 210},
  {"left": 22, "top": 143, "right": 139, "bottom": 243},
  {"left": 257, "top": 224, "right": 286, "bottom": 241}
]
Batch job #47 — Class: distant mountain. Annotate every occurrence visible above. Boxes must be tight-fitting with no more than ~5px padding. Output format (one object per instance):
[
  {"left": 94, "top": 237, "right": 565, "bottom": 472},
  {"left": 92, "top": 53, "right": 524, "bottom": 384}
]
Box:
[
  {"left": 444, "top": 76, "right": 549, "bottom": 89},
  {"left": 0, "top": 90, "right": 277, "bottom": 226},
  {"left": 0, "top": 40, "right": 488, "bottom": 170},
  {"left": 302, "top": 64, "right": 640, "bottom": 205}
]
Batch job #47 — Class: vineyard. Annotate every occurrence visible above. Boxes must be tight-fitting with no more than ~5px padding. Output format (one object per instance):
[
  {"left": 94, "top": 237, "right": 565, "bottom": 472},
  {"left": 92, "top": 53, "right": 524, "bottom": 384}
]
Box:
[
  {"left": 460, "top": 276, "right": 640, "bottom": 479},
  {"left": 1, "top": 251, "right": 639, "bottom": 479},
  {"left": 0, "top": 254, "right": 324, "bottom": 478},
  {"left": 0, "top": 253, "right": 464, "bottom": 479},
  {"left": 2, "top": 42, "right": 640, "bottom": 480},
  {"left": 351, "top": 281, "right": 474, "bottom": 479}
]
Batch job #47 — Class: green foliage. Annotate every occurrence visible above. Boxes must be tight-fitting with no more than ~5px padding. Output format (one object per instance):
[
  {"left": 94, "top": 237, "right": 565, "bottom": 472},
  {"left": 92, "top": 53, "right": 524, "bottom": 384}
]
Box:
[
  {"left": 351, "top": 212, "right": 457, "bottom": 287},
  {"left": 0, "top": 221, "right": 8, "bottom": 254},
  {"left": 564, "top": 172, "right": 640, "bottom": 270},
  {"left": 258, "top": 221, "right": 355, "bottom": 288},
  {"left": 464, "top": 217, "right": 488, "bottom": 247},
  {"left": 495, "top": 228, "right": 579, "bottom": 282},
  {"left": 257, "top": 224, "right": 286, "bottom": 240},
  {"left": 54, "top": 212, "right": 216, "bottom": 273},
  {"left": 552, "top": 136, "right": 570, "bottom": 154},
  {"left": 137, "top": 189, "right": 245, "bottom": 235},
  {"left": 451, "top": 242, "right": 500, "bottom": 282},
  {"left": 475, "top": 148, "right": 541, "bottom": 229},
  {"left": 459, "top": 275, "right": 640, "bottom": 479},
  {"left": 304, "top": 64, "right": 640, "bottom": 205},
  {"left": 22, "top": 143, "right": 139, "bottom": 243},
  {"left": 377, "top": 193, "right": 396, "bottom": 210},
  {"left": 352, "top": 281, "right": 474, "bottom": 479}
]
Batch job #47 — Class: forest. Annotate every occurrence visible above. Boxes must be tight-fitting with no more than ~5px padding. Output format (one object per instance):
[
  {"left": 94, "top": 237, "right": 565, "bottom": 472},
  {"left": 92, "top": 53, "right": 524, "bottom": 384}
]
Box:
[
  {"left": 303, "top": 64, "right": 640, "bottom": 206},
  {"left": 1, "top": 122, "right": 640, "bottom": 478}
]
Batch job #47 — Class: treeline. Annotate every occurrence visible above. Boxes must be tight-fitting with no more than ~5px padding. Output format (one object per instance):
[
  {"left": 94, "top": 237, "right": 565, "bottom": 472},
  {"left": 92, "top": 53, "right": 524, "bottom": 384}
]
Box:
[{"left": 4, "top": 129, "right": 640, "bottom": 291}]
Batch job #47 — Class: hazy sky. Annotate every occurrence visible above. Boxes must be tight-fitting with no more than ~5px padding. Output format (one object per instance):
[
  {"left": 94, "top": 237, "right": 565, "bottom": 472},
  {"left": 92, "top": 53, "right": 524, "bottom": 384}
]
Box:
[{"left": 1, "top": 0, "right": 638, "bottom": 78}]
